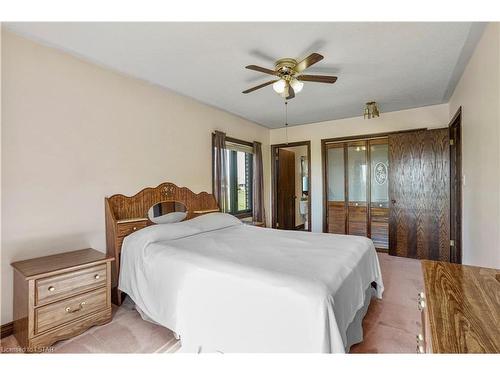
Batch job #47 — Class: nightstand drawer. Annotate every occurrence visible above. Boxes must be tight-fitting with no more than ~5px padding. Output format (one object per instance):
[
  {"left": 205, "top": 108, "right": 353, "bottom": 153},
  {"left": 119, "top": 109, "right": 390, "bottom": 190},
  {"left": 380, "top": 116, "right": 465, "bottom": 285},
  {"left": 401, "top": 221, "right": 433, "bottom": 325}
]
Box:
[
  {"left": 116, "top": 221, "right": 147, "bottom": 237},
  {"left": 36, "top": 264, "right": 107, "bottom": 305},
  {"left": 35, "top": 287, "right": 108, "bottom": 335}
]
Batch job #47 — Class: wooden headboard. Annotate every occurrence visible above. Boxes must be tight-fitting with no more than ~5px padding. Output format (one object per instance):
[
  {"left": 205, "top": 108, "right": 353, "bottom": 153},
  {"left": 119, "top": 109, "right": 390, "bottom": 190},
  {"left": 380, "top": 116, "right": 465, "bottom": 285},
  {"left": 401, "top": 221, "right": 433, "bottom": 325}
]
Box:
[{"left": 105, "top": 182, "right": 219, "bottom": 305}]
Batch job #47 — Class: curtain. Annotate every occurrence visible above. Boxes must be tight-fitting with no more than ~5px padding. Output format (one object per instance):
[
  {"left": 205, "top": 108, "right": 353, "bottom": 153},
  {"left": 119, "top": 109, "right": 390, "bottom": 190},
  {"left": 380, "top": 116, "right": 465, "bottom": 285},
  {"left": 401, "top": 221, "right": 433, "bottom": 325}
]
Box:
[
  {"left": 252, "top": 141, "right": 266, "bottom": 225},
  {"left": 212, "top": 131, "right": 229, "bottom": 212}
]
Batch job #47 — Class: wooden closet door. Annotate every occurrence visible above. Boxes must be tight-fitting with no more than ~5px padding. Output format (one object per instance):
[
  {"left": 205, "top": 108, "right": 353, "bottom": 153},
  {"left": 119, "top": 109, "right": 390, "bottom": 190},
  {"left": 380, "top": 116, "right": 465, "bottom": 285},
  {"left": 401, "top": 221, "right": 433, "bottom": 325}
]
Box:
[{"left": 388, "top": 129, "right": 450, "bottom": 260}]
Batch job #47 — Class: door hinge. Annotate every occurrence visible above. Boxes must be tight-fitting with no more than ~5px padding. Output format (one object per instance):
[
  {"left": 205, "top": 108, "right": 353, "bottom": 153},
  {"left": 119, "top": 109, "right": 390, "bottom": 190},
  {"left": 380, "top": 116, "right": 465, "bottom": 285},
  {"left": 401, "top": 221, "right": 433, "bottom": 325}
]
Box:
[
  {"left": 450, "top": 239, "right": 455, "bottom": 247},
  {"left": 450, "top": 139, "right": 455, "bottom": 146}
]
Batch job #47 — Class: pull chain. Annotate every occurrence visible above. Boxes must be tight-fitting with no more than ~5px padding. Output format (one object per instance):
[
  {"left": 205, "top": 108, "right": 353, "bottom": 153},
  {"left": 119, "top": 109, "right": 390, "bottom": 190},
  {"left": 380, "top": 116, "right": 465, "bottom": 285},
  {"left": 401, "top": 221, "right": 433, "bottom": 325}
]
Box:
[{"left": 285, "top": 100, "right": 289, "bottom": 145}]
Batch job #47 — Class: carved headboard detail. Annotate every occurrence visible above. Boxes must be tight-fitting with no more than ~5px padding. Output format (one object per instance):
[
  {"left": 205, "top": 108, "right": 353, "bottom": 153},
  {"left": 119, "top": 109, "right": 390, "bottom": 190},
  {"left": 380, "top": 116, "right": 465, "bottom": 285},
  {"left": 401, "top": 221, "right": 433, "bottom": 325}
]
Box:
[
  {"left": 105, "top": 182, "right": 219, "bottom": 305},
  {"left": 106, "top": 181, "right": 219, "bottom": 222}
]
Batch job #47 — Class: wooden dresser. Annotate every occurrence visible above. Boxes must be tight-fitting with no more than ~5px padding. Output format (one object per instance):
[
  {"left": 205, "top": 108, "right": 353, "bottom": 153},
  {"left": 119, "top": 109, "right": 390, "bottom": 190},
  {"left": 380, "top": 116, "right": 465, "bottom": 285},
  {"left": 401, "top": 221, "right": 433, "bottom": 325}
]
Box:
[
  {"left": 11, "top": 249, "right": 114, "bottom": 352},
  {"left": 418, "top": 260, "right": 500, "bottom": 353}
]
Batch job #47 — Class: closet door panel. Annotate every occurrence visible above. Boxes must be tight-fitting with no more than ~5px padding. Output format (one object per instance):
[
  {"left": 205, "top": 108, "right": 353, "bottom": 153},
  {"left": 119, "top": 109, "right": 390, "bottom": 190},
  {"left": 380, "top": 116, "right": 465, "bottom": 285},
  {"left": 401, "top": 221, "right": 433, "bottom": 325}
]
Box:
[
  {"left": 347, "top": 142, "right": 368, "bottom": 236},
  {"left": 388, "top": 129, "right": 450, "bottom": 260},
  {"left": 370, "top": 140, "right": 389, "bottom": 249},
  {"left": 328, "top": 202, "right": 346, "bottom": 233},
  {"left": 326, "top": 146, "right": 346, "bottom": 234}
]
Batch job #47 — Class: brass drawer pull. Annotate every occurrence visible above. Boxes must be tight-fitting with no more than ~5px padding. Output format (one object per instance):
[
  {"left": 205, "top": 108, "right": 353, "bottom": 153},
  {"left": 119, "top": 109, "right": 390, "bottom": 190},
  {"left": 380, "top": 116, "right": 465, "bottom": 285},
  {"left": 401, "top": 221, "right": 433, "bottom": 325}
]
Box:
[
  {"left": 417, "top": 291, "right": 426, "bottom": 311},
  {"left": 48, "top": 286, "right": 55, "bottom": 292},
  {"left": 94, "top": 274, "right": 100, "bottom": 280},
  {"left": 418, "top": 299, "right": 426, "bottom": 311},
  {"left": 65, "top": 301, "right": 86, "bottom": 314}
]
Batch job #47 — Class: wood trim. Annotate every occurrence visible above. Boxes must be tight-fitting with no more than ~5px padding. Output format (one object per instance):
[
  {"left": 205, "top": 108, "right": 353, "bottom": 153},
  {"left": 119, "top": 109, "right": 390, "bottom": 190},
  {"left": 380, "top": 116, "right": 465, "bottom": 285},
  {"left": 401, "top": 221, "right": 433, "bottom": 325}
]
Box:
[
  {"left": 322, "top": 128, "right": 428, "bottom": 145},
  {"left": 270, "top": 141, "right": 312, "bottom": 231},
  {"left": 449, "top": 107, "right": 462, "bottom": 264},
  {"left": 225, "top": 135, "right": 254, "bottom": 148},
  {"left": 1, "top": 321, "right": 14, "bottom": 339}
]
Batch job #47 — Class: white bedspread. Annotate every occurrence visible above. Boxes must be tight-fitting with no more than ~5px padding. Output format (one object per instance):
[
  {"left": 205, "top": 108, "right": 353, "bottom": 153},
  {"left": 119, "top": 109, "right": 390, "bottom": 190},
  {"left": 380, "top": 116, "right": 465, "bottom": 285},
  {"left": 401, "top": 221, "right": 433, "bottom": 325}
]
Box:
[{"left": 118, "top": 213, "right": 383, "bottom": 353}]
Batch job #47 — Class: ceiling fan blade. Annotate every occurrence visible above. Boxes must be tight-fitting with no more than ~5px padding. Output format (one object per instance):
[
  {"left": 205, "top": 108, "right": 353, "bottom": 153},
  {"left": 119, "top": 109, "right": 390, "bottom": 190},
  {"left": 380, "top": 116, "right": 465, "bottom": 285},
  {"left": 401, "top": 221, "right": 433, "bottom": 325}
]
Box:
[
  {"left": 242, "top": 80, "right": 278, "bottom": 94},
  {"left": 286, "top": 85, "right": 295, "bottom": 100},
  {"left": 294, "top": 53, "right": 324, "bottom": 73},
  {"left": 297, "top": 74, "right": 338, "bottom": 84},
  {"left": 245, "top": 65, "right": 278, "bottom": 76}
]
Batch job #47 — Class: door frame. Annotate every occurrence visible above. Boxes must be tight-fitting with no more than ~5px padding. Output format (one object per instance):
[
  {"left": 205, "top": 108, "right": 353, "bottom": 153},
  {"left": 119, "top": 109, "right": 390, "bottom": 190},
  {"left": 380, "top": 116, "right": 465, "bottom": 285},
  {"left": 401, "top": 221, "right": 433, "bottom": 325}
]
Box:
[
  {"left": 449, "top": 107, "right": 462, "bottom": 264},
  {"left": 271, "top": 140, "right": 312, "bottom": 231}
]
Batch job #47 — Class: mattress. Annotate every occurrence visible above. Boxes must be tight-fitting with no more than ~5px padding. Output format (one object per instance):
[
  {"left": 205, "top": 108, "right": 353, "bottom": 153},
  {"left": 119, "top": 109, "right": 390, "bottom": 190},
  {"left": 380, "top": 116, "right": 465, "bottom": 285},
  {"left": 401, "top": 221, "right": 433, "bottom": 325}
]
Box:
[{"left": 118, "top": 213, "right": 384, "bottom": 353}]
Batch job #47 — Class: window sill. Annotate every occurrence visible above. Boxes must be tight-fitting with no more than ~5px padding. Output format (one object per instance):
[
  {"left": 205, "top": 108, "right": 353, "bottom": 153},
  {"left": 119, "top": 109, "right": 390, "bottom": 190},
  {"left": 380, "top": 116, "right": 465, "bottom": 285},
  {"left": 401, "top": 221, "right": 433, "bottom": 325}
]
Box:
[{"left": 233, "top": 212, "right": 252, "bottom": 220}]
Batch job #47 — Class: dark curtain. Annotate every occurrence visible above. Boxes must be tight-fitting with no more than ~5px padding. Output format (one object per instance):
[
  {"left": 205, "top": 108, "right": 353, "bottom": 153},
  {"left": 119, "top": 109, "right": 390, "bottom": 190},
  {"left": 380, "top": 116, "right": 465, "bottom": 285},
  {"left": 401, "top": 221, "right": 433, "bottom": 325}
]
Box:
[
  {"left": 252, "top": 141, "right": 266, "bottom": 225},
  {"left": 212, "top": 131, "right": 229, "bottom": 212}
]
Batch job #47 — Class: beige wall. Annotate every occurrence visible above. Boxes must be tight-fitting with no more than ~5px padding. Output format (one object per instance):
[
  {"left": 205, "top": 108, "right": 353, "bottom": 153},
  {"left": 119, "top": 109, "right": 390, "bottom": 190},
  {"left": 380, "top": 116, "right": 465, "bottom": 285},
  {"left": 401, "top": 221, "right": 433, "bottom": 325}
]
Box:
[
  {"left": 270, "top": 104, "right": 450, "bottom": 233},
  {"left": 0, "top": 31, "right": 270, "bottom": 324},
  {"left": 448, "top": 23, "right": 500, "bottom": 269}
]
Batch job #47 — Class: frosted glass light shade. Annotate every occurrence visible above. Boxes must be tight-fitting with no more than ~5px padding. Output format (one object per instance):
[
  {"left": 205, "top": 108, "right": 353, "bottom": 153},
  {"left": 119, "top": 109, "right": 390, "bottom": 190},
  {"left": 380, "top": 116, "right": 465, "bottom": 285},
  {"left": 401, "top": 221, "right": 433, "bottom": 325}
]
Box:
[
  {"left": 290, "top": 78, "right": 304, "bottom": 93},
  {"left": 273, "top": 79, "right": 287, "bottom": 93}
]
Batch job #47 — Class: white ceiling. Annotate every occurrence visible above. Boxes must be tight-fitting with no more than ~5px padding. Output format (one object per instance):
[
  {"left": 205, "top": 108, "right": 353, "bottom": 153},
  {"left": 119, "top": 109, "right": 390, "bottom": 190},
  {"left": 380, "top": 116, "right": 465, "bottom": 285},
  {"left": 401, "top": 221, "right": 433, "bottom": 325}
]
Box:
[{"left": 5, "top": 22, "right": 485, "bottom": 128}]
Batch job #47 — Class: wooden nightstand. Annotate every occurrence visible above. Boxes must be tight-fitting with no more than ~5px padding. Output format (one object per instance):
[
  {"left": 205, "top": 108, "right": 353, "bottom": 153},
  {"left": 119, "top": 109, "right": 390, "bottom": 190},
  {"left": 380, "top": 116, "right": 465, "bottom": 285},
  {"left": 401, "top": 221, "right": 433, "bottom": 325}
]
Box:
[{"left": 11, "top": 248, "right": 114, "bottom": 352}]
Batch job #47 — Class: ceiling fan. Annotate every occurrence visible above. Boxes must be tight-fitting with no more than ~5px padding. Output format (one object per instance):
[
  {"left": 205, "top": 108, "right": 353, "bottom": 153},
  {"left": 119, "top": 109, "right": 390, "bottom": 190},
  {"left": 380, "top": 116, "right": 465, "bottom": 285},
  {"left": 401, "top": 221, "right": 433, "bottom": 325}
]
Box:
[{"left": 242, "top": 53, "right": 337, "bottom": 99}]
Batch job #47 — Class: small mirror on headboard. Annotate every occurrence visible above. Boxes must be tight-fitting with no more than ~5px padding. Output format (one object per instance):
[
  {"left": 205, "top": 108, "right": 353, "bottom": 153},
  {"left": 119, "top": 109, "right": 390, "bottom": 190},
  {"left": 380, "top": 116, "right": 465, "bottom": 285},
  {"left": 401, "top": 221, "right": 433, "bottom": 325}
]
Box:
[{"left": 147, "top": 201, "right": 188, "bottom": 224}]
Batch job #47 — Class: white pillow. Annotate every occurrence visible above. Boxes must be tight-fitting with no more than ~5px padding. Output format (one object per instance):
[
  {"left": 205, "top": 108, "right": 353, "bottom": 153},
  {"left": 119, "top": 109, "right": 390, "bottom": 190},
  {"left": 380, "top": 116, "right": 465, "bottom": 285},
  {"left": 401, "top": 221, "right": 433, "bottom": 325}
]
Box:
[
  {"left": 186, "top": 212, "right": 242, "bottom": 232},
  {"left": 148, "top": 210, "right": 187, "bottom": 224}
]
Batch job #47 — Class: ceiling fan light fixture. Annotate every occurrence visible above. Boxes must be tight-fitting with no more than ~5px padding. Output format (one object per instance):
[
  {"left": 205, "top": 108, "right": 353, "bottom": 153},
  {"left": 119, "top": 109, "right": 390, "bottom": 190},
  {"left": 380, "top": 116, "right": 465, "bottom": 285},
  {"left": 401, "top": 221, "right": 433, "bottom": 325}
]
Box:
[
  {"left": 290, "top": 78, "right": 304, "bottom": 93},
  {"left": 273, "top": 79, "right": 287, "bottom": 94}
]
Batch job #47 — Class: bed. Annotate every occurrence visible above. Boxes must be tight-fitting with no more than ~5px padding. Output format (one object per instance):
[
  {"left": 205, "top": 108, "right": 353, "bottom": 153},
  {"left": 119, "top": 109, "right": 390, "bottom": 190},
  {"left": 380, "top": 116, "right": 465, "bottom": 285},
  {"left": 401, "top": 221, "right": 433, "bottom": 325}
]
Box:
[{"left": 105, "top": 183, "right": 384, "bottom": 353}]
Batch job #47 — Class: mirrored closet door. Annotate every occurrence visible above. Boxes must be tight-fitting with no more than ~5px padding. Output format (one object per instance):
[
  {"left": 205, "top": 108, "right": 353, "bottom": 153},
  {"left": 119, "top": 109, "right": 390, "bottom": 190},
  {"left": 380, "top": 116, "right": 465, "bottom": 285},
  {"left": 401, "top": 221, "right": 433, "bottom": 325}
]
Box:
[{"left": 324, "top": 137, "right": 389, "bottom": 249}]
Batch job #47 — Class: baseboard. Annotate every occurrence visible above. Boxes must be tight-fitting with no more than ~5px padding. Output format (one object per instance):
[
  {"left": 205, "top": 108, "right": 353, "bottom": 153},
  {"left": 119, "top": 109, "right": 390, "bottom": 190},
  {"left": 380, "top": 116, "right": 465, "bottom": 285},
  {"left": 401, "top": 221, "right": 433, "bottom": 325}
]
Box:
[{"left": 1, "top": 321, "right": 14, "bottom": 339}]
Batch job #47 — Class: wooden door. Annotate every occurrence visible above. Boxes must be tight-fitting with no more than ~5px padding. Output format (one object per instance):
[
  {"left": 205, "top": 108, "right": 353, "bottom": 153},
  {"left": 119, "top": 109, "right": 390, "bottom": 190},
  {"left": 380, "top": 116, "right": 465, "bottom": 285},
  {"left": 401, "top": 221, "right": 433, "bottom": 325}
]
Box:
[
  {"left": 277, "top": 149, "right": 296, "bottom": 229},
  {"left": 449, "top": 109, "right": 462, "bottom": 264},
  {"left": 388, "top": 129, "right": 450, "bottom": 261}
]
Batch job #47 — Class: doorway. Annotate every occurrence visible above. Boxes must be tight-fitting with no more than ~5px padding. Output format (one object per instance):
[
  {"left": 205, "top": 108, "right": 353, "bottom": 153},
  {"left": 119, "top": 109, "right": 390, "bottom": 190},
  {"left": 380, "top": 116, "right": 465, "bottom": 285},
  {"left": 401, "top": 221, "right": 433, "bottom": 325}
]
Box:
[{"left": 271, "top": 141, "right": 311, "bottom": 231}]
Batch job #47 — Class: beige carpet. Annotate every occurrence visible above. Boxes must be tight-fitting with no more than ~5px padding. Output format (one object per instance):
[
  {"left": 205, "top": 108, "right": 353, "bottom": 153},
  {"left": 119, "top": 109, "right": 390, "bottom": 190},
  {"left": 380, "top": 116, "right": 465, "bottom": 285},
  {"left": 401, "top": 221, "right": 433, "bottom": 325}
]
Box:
[
  {"left": 1, "top": 253, "right": 422, "bottom": 354},
  {"left": 1, "top": 302, "right": 181, "bottom": 354}
]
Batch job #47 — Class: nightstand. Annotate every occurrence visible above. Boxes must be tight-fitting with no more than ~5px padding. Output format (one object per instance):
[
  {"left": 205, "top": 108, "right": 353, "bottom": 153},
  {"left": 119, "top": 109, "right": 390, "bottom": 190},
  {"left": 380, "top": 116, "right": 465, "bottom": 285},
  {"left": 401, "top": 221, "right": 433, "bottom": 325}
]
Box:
[{"left": 11, "top": 248, "right": 114, "bottom": 352}]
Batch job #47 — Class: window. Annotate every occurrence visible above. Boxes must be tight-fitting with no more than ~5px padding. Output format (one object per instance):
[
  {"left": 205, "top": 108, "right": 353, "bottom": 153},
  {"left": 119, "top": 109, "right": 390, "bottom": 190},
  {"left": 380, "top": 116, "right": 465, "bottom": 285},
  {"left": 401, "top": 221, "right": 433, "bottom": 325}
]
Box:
[{"left": 225, "top": 142, "right": 253, "bottom": 216}]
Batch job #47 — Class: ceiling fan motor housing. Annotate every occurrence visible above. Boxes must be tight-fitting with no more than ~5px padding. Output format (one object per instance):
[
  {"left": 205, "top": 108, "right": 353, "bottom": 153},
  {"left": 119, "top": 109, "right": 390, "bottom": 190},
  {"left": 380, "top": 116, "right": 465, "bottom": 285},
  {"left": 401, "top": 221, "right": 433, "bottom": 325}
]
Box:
[{"left": 275, "top": 58, "right": 298, "bottom": 78}]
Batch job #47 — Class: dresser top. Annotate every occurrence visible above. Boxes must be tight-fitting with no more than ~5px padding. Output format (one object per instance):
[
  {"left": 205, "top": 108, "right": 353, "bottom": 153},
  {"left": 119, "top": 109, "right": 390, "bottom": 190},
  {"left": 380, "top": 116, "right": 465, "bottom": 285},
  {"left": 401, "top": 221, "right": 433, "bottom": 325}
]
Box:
[
  {"left": 11, "top": 248, "right": 113, "bottom": 279},
  {"left": 422, "top": 260, "right": 500, "bottom": 353}
]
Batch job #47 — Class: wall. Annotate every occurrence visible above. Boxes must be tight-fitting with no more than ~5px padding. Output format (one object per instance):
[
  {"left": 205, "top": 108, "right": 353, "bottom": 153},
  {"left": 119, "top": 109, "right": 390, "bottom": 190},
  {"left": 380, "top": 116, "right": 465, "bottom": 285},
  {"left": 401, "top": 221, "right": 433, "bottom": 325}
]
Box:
[
  {"left": 0, "top": 31, "right": 270, "bottom": 324},
  {"left": 448, "top": 23, "right": 500, "bottom": 269},
  {"left": 270, "top": 104, "right": 449, "bottom": 233}
]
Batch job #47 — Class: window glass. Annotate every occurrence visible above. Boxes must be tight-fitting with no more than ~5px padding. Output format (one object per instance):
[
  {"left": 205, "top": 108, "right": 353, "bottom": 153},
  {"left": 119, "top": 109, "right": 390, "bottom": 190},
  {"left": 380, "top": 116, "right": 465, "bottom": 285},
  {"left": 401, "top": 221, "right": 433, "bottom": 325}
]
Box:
[{"left": 224, "top": 147, "right": 253, "bottom": 215}]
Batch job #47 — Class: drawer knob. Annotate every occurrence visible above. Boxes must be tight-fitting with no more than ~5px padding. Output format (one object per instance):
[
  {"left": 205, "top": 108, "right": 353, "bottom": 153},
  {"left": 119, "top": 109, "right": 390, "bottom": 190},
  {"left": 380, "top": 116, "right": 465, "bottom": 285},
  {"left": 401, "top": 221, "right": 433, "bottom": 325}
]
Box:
[
  {"left": 418, "top": 299, "right": 426, "bottom": 311},
  {"left": 65, "top": 301, "right": 86, "bottom": 314},
  {"left": 48, "top": 286, "right": 55, "bottom": 292},
  {"left": 416, "top": 345, "right": 425, "bottom": 354},
  {"left": 416, "top": 333, "right": 424, "bottom": 343},
  {"left": 94, "top": 274, "right": 100, "bottom": 280},
  {"left": 133, "top": 227, "right": 137, "bottom": 231}
]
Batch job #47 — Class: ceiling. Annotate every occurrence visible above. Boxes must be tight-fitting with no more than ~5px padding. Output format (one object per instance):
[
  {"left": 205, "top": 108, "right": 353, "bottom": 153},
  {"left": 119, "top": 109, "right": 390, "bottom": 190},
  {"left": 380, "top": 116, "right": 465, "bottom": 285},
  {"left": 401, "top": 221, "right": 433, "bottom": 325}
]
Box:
[{"left": 5, "top": 22, "right": 485, "bottom": 128}]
